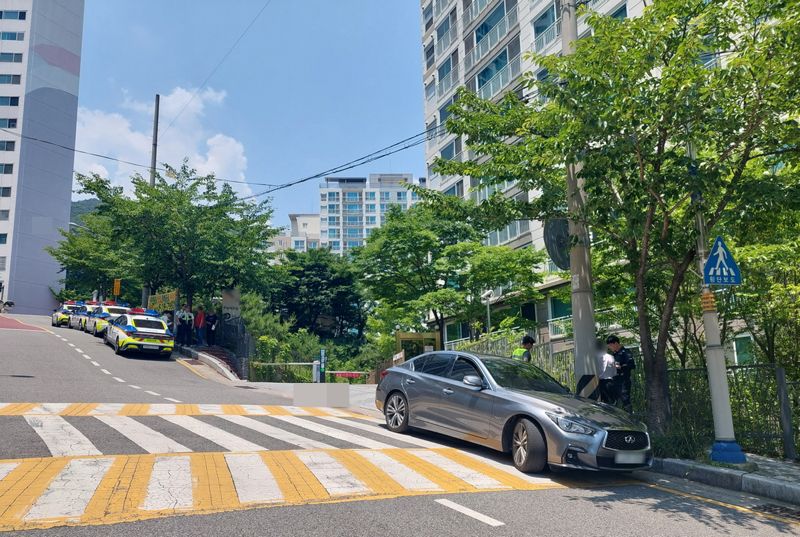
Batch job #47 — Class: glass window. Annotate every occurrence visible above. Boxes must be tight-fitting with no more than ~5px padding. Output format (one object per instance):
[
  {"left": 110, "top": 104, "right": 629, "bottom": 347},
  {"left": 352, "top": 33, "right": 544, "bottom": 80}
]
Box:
[
  {"left": 425, "top": 80, "right": 435, "bottom": 100},
  {"left": 0, "top": 53, "right": 22, "bottom": 63},
  {"left": 447, "top": 357, "right": 482, "bottom": 381},
  {"left": 477, "top": 49, "right": 508, "bottom": 88},
  {"left": 410, "top": 355, "right": 430, "bottom": 372},
  {"left": 611, "top": 3, "right": 627, "bottom": 20},
  {"left": 0, "top": 97, "right": 19, "bottom": 106},
  {"left": 328, "top": 203, "right": 339, "bottom": 213},
  {"left": 533, "top": 5, "right": 556, "bottom": 37},
  {"left": 0, "top": 11, "right": 26, "bottom": 20},
  {"left": 365, "top": 191, "right": 376, "bottom": 200},
  {"left": 396, "top": 192, "right": 407, "bottom": 201},
  {"left": 437, "top": 57, "right": 452, "bottom": 80},
  {"left": 365, "top": 203, "right": 376, "bottom": 213},
  {"left": 366, "top": 215, "right": 376, "bottom": 225},
  {"left": 0, "top": 233, "right": 6, "bottom": 245},
  {"left": 425, "top": 42, "right": 435, "bottom": 69},
  {"left": 0, "top": 75, "right": 20, "bottom": 85},
  {"left": 0, "top": 141, "right": 13, "bottom": 150},
  {"left": 293, "top": 240, "right": 305, "bottom": 250},
  {"left": 132, "top": 319, "right": 166, "bottom": 330},
  {"left": 327, "top": 216, "right": 340, "bottom": 226},
  {"left": 550, "top": 297, "right": 572, "bottom": 319},
  {"left": 328, "top": 228, "right": 340, "bottom": 238},
  {"left": 330, "top": 240, "right": 341, "bottom": 250},
  {"left": 0, "top": 119, "right": 15, "bottom": 128},
  {"left": 380, "top": 191, "right": 391, "bottom": 200},
  {"left": 0, "top": 187, "right": 10, "bottom": 197},
  {"left": 345, "top": 192, "right": 360, "bottom": 201},
  {"left": 734, "top": 335, "right": 754, "bottom": 365},
  {"left": 328, "top": 192, "right": 340, "bottom": 202},
  {"left": 440, "top": 140, "right": 457, "bottom": 161},
  {"left": 436, "top": 17, "right": 450, "bottom": 39},
  {"left": 0, "top": 164, "right": 12, "bottom": 174},
  {"left": 480, "top": 357, "right": 568, "bottom": 394},
  {"left": 475, "top": 3, "right": 506, "bottom": 43},
  {"left": 0, "top": 32, "right": 23, "bottom": 41},
  {"left": 439, "top": 96, "right": 454, "bottom": 123},
  {"left": 345, "top": 203, "right": 360, "bottom": 212},
  {"left": 0, "top": 209, "right": 8, "bottom": 220},
  {"left": 423, "top": 3, "right": 433, "bottom": 30},
  {"left": 0, "top": 256, "right": 7, "bottom": 271},
  {"left": 421, "top": 353, "right": 453, "bottom": 377},
  {"left": 346, "top": 240, "right": 362, "bottom": 248}
]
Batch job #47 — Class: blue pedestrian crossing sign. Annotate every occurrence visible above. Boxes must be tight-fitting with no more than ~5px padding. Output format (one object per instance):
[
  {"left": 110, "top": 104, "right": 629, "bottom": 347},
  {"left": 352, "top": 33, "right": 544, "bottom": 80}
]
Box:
[{"left": 703, "top": 237, "right": 741, "bottom": 286}]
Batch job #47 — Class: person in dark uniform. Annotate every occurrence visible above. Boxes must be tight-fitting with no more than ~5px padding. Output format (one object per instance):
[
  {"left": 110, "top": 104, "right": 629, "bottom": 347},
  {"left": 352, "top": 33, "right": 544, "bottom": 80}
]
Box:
[{"left": 607, "top": 335, "right": 635, "bottom": 412}]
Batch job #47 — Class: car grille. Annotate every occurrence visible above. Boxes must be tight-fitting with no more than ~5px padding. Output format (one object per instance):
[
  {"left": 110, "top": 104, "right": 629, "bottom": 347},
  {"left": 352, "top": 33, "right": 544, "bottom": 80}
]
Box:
[{"left": 604, "top": 430, "right": 649, "bottom": 450}]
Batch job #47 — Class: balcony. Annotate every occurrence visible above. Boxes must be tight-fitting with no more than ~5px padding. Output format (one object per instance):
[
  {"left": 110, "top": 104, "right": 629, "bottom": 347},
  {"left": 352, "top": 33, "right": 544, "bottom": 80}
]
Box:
[
  {"left": 464, "top": 7, "right": 518, "bottom": 72},
  {"left": 433, "top": 0, "right": 454, "bottom": 19},
  {"left": 534, "top": 19, "right": 561, "bottom": 53},
  {"left": 548, "top": 315, "right": 572, "bottom": 339},
  {"left": 435, "top": 21, "right": 458, "bottom": 57},
  {"left": 477, "top": 54, "right": 521, "bottom": 101},
  {"left": 462, "top": 0, "right": 492, "bottom": 30},
  {"left": 436, "top": 66, "right": 460, "bottom": 99}
]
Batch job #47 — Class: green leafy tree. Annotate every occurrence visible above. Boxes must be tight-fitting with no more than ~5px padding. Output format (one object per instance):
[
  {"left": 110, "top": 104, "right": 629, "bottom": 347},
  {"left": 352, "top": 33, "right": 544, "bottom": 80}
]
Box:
[{"left": 430, "top": 0, "right": 800, "bottom": 431}]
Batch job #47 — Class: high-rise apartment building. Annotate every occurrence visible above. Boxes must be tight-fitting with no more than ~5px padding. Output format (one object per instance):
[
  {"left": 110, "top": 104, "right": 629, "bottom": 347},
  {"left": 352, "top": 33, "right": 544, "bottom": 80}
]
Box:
[
  {"left": 420, "top": 0, "right": 642, "bottom": 344},
  {"left": 0, "top": 0, "right": 85, "bottom": 313},
  {"left": 320, "top": 174, "right": 424, "bottom": 254},
  {"left": 271, "top": 214, "right": 321, "bottom": 253}
]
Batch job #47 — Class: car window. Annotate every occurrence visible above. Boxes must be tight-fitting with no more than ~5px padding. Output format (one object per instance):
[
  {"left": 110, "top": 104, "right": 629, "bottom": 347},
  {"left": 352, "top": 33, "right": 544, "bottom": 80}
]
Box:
[
  {"left": 481, "top": 357, "right": 569, "bottom": 394},
  {"left": 447, "top": 357, "right": 482, "bottom": 381},
  {"left": 107, "top": 308, "right": 128, "bottom": 315},
  {"left": 409, "top": 356, "right": 429, "bottom": 372},
  {"left": 420, "top": 354, "right": 453, "bottom": 377},
  {"left": 133, "top": 319, "right": 165, "bottom": 330},
  {"left": 116, "top": 316, "right": 126, "bottom": 325}
]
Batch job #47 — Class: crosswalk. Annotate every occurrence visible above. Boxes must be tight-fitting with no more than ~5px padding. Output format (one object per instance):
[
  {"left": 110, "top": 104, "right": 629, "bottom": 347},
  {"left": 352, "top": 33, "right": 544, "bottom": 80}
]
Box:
[
  {"left": 0, "top": 448, "right": 564, "bottom": 531},
  {"left": 0, "top": 402, "right": 359, "bottom": 418}
]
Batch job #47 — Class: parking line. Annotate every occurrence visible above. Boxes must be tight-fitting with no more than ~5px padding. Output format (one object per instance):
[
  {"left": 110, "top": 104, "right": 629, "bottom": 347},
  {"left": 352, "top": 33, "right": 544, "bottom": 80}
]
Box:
[
  {"left": 163, "top": 398, "right": 182, "bottom": 403},
  {"left": 82, "top": 354, "right": 92, "bottom": 360},
  {"left": 144, "top": 391, "right": 160, "bottom": 397},
  {"left": 91, "top": 361, "right": 100, "bottom": 367},
  {"left": 75, "top": 348, "right": 83, "bottom": 353},
  {"left": 129, "top": 385, "right": 142, "bottom": 390},
  {"left": 68, "top": 343, "right": 75, "bottom": 347},
  {"left": 434, "top": 499, "right": 504, "bottom": 527},
  {"left": 100, "top": 369, "right": 111, "bottom": 375}
]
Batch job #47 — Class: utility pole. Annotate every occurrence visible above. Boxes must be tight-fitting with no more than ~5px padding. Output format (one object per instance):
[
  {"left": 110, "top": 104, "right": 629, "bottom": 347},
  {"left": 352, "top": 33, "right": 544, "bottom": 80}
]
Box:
[
  {"left": 141, "top": 94, "right": 160, "bottom": 308},
  {"left": 561, "top": 1, "right": 598, "bottom": 394},
  {"left": 688, "top": 142, "right": 746, "bottom": 463}
]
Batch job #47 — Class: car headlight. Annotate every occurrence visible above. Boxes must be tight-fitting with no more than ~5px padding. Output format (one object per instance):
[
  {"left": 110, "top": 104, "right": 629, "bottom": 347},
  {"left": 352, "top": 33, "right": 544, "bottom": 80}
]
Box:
[{"left": 546, "top": 412, "right": 596, "bottom": 435}]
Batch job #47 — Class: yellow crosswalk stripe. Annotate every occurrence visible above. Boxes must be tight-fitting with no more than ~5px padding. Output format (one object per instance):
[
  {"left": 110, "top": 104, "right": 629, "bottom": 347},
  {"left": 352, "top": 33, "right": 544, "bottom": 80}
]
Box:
[
  {"left": 382, "top": 449, "right": 479, "bottom": 493},
  {"left": 176, "top": 404, "right": 200, "bottom": 415},
  {"left": 433, "top": 448, "right": 559, "bottom": 490},
  {"left": 0, "top": 458, "right": 69, "bottom": 524},
  {"left": 0, "top": 403, "right": 37, "bottom": 416},
  {"left": 329, "top": 450, "right": 407, "bottom": 496},
  {"left": 220, "top": 404, "right": 245, "bottom": 415},
  {"left": 261, "top": 451, "right": 329, "bottom": 503},
  {"left": 61, "top": 403, "right": 99, "bottom": 416},
  {"left": 191, "top": 453, "right": 239, "bottom": 511},
  {"left": 262, "top": 406, "right": 293, "bottom": 416},
  {"left": 119, "top": 404, "right": 149, "bottom": 416},
  {"left": 0, "top": 403, "right": 372, "bottom": 418},
  {"left": 80, "top": 454, "right": 155, "bottom": 521}
]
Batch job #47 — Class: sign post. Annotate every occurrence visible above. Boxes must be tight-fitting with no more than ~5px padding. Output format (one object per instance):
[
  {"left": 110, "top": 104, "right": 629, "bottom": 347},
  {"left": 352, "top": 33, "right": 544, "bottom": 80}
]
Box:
[
  {"left": 319, "top": 349, "right": 327, "bottom": 384},
  {"left": 113, "top": 279, "right": 121, "bottom": 297}
]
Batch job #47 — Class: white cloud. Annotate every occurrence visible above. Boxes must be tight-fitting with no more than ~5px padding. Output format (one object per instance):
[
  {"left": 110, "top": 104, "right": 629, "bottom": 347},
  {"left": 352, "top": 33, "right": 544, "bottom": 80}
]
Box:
[{"left": 74, "top": 86, "right": 252, "bottom": 198}]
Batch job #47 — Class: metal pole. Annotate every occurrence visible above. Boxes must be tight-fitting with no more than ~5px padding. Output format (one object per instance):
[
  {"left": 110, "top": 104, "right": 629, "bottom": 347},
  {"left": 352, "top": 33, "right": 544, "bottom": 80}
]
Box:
[
  {"left": 689, "top": 140, "right": 745, "bottom": 463},
  {"left": 486, "top": 300, "right": 491, "bottom": 333},
  {"left": 561, "top": 1, "right": 597, "bottom": 393},
  {"left": 776, "top": 367, "right": 797, "bottom": 460},
  {"left": 141, "top": 94, "right": 160, "bottom": 308}
]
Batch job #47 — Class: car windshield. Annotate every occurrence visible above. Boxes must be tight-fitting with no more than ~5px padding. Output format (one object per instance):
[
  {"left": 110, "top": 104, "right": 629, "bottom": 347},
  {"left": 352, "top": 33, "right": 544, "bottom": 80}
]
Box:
[
  {"left": 132, "top": 319, "right": 165, "bottom": 330},
  {"left": 107, "top": 308, "right": 128, "bottom": 315},
  {"left": 479, "top": 356, "right": 569, "bottom": 395}
]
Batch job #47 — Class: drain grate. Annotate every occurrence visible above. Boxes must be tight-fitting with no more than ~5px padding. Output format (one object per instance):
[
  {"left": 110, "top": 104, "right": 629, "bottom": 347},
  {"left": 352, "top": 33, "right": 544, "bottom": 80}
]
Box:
[{"left": 753, "top": 504, "right": 800, "bottom": 522}]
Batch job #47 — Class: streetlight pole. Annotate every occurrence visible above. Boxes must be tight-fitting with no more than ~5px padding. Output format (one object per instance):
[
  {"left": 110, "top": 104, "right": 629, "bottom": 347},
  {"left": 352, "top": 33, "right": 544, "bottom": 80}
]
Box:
[
  {"left": 561, "top": 0, "right": 598, "bottom": 394},
  {"left": 141, "top": 94, "right": 160, "bottom": 308}
]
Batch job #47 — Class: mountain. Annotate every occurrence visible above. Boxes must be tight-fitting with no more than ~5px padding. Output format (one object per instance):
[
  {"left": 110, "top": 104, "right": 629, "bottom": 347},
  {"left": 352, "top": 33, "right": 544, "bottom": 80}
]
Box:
[{"left": 70, "top": 199, "right": 100, "bottom": 225}]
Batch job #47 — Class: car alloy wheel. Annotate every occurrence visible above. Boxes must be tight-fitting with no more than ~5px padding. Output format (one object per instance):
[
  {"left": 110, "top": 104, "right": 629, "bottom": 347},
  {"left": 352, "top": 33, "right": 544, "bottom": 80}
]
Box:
[
  {"left": 513, "top": 423, "right": 528, "bottom": 467},
  {"left": 511, "top": 418, "right": 547, "bottom": 473},
  {"left": 385, "top": 393, "right": 409, "bottom": 433}
]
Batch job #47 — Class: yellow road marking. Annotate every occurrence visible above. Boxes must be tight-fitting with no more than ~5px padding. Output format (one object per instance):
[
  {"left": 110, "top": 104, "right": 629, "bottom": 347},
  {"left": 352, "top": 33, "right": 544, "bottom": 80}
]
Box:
[
  {"left": 221, "top": 405, "right": 245, "bottom": 416},
  {"left": 191, "top": 453, "right": 239, "bottom": 511},
  {"left": 0, "top": 458, "right": 69, "bottom": 524},
  {"left": 261, "top": 451, "right": 328, "bottom": 503},
  {"left": 61, "top": 403, "right": 99, "bottom": 416},
  {"left": 175, "top": 404, "right": 200, "bottom": 415},
  {"left": 383, "top": 449, "right": 479, "bottom": 493},
  {"left": 175, "top": 358, "right": 207, "bottom": 379},
  {"left": 329, "top": 450, "right": 406, "bottom": 496},
  {"left": 0, "top": 404, "right": 36, "bottom": 416},
  {"left": 82, "top": 454, "right": 155, "bottom": 520},
  {"left": 119, "top": 404, "right": 149, "bottom": 416},
  {"left": 299, "top": 407, "right": 332, "bottom": 417},
  {"left": 263, "top": 406, "right": 292, "bottom": 416},
  {"left": 433, "top": 448, "right": 563, "bottom": 490}
]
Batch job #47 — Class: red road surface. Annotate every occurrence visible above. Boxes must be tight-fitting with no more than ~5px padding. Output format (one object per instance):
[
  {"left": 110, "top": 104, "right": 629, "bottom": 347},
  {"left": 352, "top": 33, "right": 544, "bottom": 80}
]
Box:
[{"left": 0, "top": 315, "right": 45, "bottom": 331}]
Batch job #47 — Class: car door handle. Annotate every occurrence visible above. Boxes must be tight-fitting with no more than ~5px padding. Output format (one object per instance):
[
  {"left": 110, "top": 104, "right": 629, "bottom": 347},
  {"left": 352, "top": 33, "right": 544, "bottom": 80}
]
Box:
[
  {"left": 405, "top": 379, "right": 415, "bottom": 384},
  {"left": 442, "top": 388, "right": 454, "bottom": 395}
]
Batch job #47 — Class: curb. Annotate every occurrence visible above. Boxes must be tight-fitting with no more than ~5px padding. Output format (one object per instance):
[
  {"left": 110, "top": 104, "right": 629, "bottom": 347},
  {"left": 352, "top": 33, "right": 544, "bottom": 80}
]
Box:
[
  {"left": 176, "top": 346, "right": 239, "bottom": 382},
  {"left": 651, "top": 457, "right": 800, "bottom": 506}
]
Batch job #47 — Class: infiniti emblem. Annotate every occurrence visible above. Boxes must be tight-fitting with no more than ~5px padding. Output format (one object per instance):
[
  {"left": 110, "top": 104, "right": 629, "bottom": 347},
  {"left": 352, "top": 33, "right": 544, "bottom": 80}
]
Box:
[{"left": 624, "top": 435, "right": 635, "bottom": 444}]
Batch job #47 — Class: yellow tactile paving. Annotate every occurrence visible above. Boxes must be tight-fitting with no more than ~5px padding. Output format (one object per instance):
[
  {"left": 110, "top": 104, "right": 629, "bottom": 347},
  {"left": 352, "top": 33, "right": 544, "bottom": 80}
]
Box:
[
  {"left": 0, "top": 403, "right": 372, "bottom": 419},
  {"left": 0, "top": 448, "right": 565, "bottom": 532}
]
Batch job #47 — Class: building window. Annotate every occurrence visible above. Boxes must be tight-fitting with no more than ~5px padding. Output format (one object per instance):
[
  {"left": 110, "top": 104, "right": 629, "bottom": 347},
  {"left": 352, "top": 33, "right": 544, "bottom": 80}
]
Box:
[
  {"left": 380, "top": 191, "right": 391, "bottom": 201},
  {"left": 365, "top": 203, "right": 376, "bottom": 213},
  {"left": 293, "top": 240, "right": 305, "bottom": 250},
  {"left": 330, "top": 240, "right": 341, "bottom": 250},
  {"left": 0, "top": 233, "right": 6, "bottom": 245},
  {"left": 0, "top": 187, "right": 10, "bottom": 197},
  {"left": 328, "top": 217, "right": 340, "bottom": 226},
  {"left": 346, "top": 240, "right": 362, "bottom": 249},
  {"left": 444, "top": 180, "right": 464, "bottom": 197},
  {"left": 0, "top": 209, "right": 8, "bottom": 220},
  {"left": 475, "top": 3, "right": 506, "bottom": 43},
  {"left": 477, "top": 49, "right": 508, "bottom": 88},
  {"left": 328, "top": 192, "right": 340, "bottom": 202},
  {"left": 425, "top": 42, "right": 435, "bottom": 69},
  {"left": 0, "top": 256, "right": 6, "bottom": 271},
  {"left": 320, "top": 193, "right": 327, "bottom": 202},
  {"left": 423, "top": 3, "right": 433, "bottom": 30},
  {"left": 425, "top": 80, "right": 435, "bottom": 101},
  {"left": 549, "top": 297, "right": 572, "bottom": 319},
  {"left": 0, "top": 97, "right": 19, "bottom": 106},
  {"left": 611, "top": 3, "right": 628, "bottom": 20},
  {"left": 0, "top": 119, "right": 16, "bottom": 128},
  {"left": 396, "top": 192, "right": 407, "bottom": 201},
  {"left": 344, "top": 192, "right": 361, "bottom": 201},
  {"left": 0, "top": 32, "right": 23, "bottom": 41},
  {"left": 0, "top": 75, "right": 20, "bottom": 85},
  {"left": 365, "top": 191, "right": 376, "bottom": 201},
  {"left": 439, "top": 96, "right": 454, "bottom": 123},
  {"left": 437, "top": 57, "right": 452, "bottom": 83},
  {"left": 308, "top": 241, "right": 318, "bottom": 249},
  {"left": 327, "top": 203, "right": 339, "bottom": 213},
  {"left": 0, "top": 164, "right": 12, "bottom": 174},
  {"left": 366, "top": 215, "right": 377, "bottom": 225},
  {"left": 0, "top": 53, "right": 22, "bottom": 63},
  {"left": 344, "top": 203, "right": 360, "bottom": 212},
  {"left": 0, "top": 11, "right": 26, "bottom": 20},
  {"left": 0, "top": 141, "right": 14, "bottom": 151},
  {"left": 328, "top": 228, "right": 340, "bottom": 238}
]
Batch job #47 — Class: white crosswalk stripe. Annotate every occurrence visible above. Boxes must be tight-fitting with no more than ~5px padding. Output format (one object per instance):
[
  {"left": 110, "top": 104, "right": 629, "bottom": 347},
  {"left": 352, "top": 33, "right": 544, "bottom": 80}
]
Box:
[
  {"left": 318, "top": 416, "right": 443, "bottom": 448},
  {"left": 271, "top": 416, "right": 394, "bottom": 449},
  {"left": 460, "top": 451, "right": 556, "bottom": 485},
  {"left": 355, "top": 450, "right": 440, "bottom": 491},
  {"left": 142, "top": 456, "right": 193, "bottom": 511},
  {"left": 89, "top": 403, "right": 125, "bottom": 415},
  {"left": 409, "top": 450, "right": 506, "bottom": 489},
  {"left": 25, "top": 458, "right": 114, "bottom": 521},
  {"left": 240, "top": 404, "right": 269, "bottom": 415},
  {"left": 95, "top": 416, "right": 191, "bottom": 454},
  {"left": 224, "top": 453, "right": 283, "bottom": 504},
  {"left": 160, "top": 415, "right": 266, "bottom": 452},
  {"left": 24, "top": 416, "right": 101, "bottom": 457},
  {"left": 0, "top": 462, "right": 18, "bottom": 481},
  {"left": 219, "top": 415, "right": 334, "bottom": 450},
  {"left": 197, "top": 404, "right": 224, "bottom": 415},
  {"left": 147, "top": 404, "right": 176, "bottom": 415},
  {"left": 24, "top": 403, "right": 72, "bottom": 415},
  {"left": 295, "top": 451, "right": 369, "bottom": 496}
]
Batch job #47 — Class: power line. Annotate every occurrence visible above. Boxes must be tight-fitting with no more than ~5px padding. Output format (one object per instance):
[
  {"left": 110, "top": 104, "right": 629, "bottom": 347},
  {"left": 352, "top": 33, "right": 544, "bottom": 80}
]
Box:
[
  {"left": 160, "top": 0, "right": 273, "bottom": 137},
  {"left": 0, "top": 127, "right": 279, "bottom": 187}
]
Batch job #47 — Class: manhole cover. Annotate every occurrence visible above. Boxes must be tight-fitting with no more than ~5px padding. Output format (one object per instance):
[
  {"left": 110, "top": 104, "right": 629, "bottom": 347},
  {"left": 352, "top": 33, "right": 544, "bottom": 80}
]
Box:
[{"left": 754, "top": 504, "right": 800, "bottom": 522}]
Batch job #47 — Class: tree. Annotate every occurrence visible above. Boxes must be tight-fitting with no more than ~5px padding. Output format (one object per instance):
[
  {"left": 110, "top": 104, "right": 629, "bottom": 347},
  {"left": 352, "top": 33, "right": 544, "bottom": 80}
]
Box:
[
  {"left": 71, "top": 163, "right": 278, "bottom": 307},
  {"left": 430, "top": 0, "right": 800, "bottom": 431}
]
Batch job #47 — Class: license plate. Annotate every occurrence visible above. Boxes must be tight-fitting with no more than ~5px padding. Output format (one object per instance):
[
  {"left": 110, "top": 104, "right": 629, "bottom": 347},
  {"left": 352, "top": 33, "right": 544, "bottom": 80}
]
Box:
[
  {"left": 142, "top": 345, "right": 160, "bottom": 350},
  {"left": 615, "top": 452, "right": 646, "bottom": 464}
]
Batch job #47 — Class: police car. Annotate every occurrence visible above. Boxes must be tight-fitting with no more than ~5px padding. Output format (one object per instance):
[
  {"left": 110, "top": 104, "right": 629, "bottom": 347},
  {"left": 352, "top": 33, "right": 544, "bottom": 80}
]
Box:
[
  {"left": 85, "top": 302, "right": 130, "bottom": 337},
  {"left": 104, "top": 308, "right": 174, "bottom": 356},
  {"left": 68, "top": 301, "right": 98, "bottom": 331},
  {"left": 51, "top": 301, "right": 80, "bottom": 327}
]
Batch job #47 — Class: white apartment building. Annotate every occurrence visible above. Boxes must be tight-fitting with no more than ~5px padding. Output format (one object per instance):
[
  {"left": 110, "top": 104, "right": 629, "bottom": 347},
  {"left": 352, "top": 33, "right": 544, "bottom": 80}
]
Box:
[
  {"left": 320, "top": 174, "right": 425, "bottom": 254},
  {"left": 0, "top": 0, "right": 84, "bottom": 313},
  {"left": 421, "top": 0, "right": 643, "bottom": 345},
  {"left": 272, "top": 213, "right": 321, "bottom": 253}
]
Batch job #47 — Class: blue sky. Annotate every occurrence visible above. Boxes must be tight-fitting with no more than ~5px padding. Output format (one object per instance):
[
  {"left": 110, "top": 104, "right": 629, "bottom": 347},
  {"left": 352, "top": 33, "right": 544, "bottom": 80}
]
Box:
[{"left": 75, "top": 0, "right": 426, "bottom": 229}]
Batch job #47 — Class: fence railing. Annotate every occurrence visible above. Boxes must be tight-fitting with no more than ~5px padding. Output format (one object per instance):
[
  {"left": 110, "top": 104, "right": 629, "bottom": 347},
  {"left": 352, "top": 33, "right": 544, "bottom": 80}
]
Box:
[
  {"left": 534, "top": 19, "right": 561, "bottom": 53},
  {"left": 477, "top": 53, "right": 521, "bottom": 101}
]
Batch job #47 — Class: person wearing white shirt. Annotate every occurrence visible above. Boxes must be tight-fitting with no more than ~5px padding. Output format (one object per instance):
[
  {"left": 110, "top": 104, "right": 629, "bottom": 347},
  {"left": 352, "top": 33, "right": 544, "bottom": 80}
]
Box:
[{"left": 597, "top": 343, "right": 618, "bottom": 404}]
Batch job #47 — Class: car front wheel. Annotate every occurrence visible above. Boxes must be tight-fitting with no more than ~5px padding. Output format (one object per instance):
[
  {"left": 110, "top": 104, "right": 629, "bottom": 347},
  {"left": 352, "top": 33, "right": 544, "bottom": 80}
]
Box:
[
  {"left": 114, "top": 338, "right": 123, "bottom": 356},
  {"left": 384, "top": 392, "right": 409, "bottom": 433},
  {"left": 511, "top": 418, "right": 547, "bottom": 473}
]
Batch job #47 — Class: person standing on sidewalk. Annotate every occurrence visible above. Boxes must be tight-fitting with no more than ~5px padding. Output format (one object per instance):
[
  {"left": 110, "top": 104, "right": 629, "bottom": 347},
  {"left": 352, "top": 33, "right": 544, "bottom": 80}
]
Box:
[
  {"left": 597, "top": 339, "right": 618, "bottom": 404},
  {"left": 607, "top": 335, "right": 635, "bottom": 412},
  {"left": 205, "top": 309, "right": 219, "bottom": 347},
  {"left": 194, "top": 305, "right": 206, "bottom": 347},
  {"left": 176, "top": 304, "right": 193, "bottom": 347}
]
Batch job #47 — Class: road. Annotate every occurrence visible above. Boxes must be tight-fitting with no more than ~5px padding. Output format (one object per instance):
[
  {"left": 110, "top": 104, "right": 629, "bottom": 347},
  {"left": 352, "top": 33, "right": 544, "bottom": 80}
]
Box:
[{"left": 0, "top": 314, "right": 797, "bottom": 536}]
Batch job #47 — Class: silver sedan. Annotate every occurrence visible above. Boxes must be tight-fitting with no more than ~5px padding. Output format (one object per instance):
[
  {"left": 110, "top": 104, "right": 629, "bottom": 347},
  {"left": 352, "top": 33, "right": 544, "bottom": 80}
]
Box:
[{"left": 376, "top": 351, "right": 652, "bottom": 473}]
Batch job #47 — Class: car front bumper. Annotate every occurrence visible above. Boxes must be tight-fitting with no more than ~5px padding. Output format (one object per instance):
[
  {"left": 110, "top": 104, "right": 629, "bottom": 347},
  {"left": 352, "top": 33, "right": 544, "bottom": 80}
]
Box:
[{"left": 546, "top": 426, "right": 653, "bottom": 471}]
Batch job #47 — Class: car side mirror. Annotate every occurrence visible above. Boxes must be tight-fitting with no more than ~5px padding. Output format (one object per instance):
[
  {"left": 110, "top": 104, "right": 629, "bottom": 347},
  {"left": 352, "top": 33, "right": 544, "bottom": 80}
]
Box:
[{"left": 463, "top": 375, "right": 484, "bottom": 389}]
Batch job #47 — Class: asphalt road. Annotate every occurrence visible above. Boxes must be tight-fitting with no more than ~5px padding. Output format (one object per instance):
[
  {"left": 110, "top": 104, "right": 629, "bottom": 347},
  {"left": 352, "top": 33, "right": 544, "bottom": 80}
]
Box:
[{"left": 1, "top": 314, "right": 798, "bottom": 536}]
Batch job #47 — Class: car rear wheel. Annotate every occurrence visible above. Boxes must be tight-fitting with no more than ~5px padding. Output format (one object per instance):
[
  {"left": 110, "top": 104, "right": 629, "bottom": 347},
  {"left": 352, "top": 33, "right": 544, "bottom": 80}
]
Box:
[
  {"left": 512, "top": 418, "right": 547, "bottom": 473},
  {"left": 384, "top": 392, "right": 409, "bottom": 433}
]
